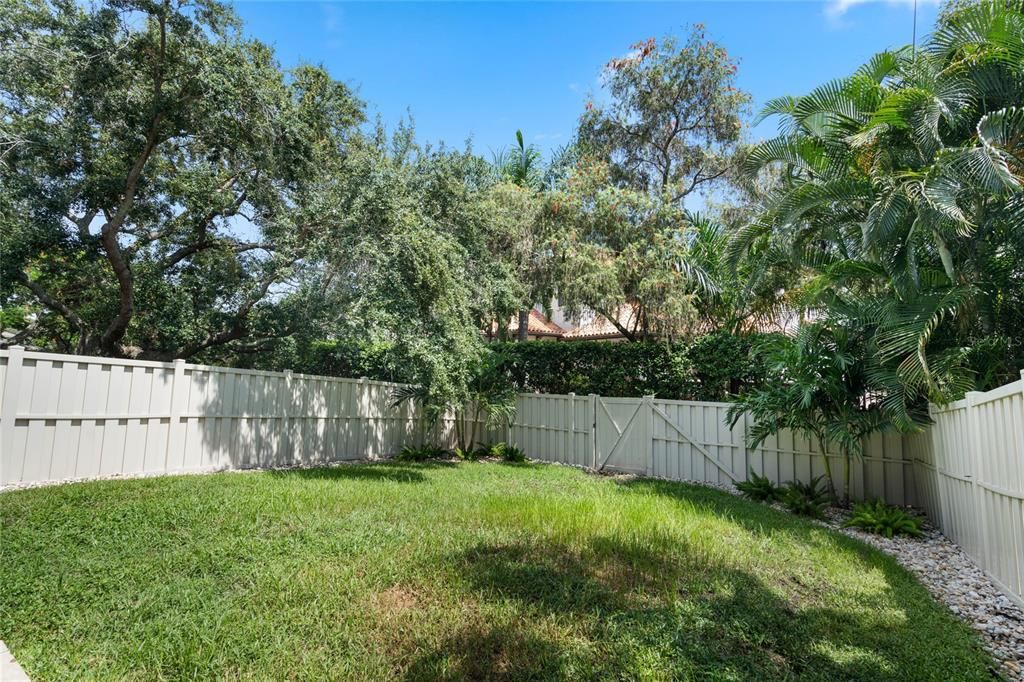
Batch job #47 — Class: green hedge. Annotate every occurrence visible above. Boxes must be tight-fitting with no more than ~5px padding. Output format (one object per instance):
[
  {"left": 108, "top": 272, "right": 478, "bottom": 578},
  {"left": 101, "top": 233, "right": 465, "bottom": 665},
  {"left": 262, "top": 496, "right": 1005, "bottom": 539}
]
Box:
[
  {"left": 490, "top": 332, "right": 772, "bottom": 400},
  {"left": 279, "top": 331, "right": 773, "bottom": 401}
]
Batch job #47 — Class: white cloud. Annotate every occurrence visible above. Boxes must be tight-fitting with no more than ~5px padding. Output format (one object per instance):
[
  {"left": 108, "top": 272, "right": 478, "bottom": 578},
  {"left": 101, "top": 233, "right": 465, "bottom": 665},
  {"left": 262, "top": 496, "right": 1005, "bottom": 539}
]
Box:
[{"left": 825, "top": 0, "right": 939, "bottom": 19}]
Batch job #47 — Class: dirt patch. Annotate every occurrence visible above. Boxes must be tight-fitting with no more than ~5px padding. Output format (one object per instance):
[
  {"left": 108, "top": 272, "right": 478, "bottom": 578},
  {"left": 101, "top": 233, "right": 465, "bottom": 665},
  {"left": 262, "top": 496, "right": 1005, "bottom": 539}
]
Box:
[{"left": 371, "top": 585, "right": 420, "bottom": 614}]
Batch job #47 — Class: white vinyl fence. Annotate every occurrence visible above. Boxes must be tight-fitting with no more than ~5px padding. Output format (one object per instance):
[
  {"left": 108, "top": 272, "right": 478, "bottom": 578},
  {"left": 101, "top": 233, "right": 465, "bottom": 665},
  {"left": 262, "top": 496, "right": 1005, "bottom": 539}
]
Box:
[
  {"left": 500, "top": 393, "right": 914, "bottom": 504},
  {"left": 904, "top": 375, "right": 1024, "bottom": 607},
  {"left": 1, "top": 347, "right": 1021, "bottom": 605},
  {"left": 0, "top": 347, "right": 434, "bottom": 484}
]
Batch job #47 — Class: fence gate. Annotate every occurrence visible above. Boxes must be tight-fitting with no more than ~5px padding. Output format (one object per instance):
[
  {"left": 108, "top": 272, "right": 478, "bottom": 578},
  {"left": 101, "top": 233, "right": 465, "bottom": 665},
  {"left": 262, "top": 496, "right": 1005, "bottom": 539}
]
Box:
[{"left": 595, "top": 396, "right": 651, "bottom": 474}]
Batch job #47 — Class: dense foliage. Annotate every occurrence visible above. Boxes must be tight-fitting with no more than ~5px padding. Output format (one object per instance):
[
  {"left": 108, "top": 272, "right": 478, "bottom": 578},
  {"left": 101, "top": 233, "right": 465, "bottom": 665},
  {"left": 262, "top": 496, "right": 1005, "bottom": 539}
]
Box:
[
  {"left": 0, "top": 0, "right": 362, "bottom": 358},
  {"left": 490, "top": 332, "right": 772, "bottom": 400},
  {"left": 736, "top": 0, "right": 1024, "bottom": 411},
  {"left": 844, "top": 500, "right": 924, "bottom": 538},
  {"left": 727, "top": 321, "right": 891, "bottom": 502},
  {"left": 4, "top": 0, "right": 1022, "bottom": 448},
  {"left": 724, "top": 0, "right": 1024, "bottom": 496},
  {"left": 547, "top": 26, "right": 761, "bottom": 340},
  {"left": 243, "top": 332, "right": 773, "bottom": 402},
  {"left": 736, "top": 471, "right": 784, "bottom": 503},
  {"left": 780, "top": 477, "right": 832, "bottom": 518},
  {"left": 578, "top": 27, "right": 748, "bottom": 204}
]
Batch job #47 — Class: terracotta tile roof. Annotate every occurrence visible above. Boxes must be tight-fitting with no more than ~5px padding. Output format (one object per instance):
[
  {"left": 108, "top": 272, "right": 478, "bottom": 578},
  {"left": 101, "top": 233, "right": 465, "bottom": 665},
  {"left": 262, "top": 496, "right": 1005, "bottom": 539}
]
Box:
[
  {"left": 487, "top": 309, "right": 565, "bottom": 338},
  {"left": 560, "top": 305, "right": 639, "bottom": 340},
  {"left": 522, "top": 309, "right": 565, "bottom": 336}
]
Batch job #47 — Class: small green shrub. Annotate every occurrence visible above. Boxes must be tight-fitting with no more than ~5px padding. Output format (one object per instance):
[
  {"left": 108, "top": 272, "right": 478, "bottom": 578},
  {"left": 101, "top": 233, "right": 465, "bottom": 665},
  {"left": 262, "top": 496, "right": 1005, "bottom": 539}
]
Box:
[
  {"left": 396, "top": 444, "right": 449, "bottom": 462},
  {"left": 461, "top": 442, "right": 527, "bottom": 462},
  {"left": 781, "top": 477, "right": 831, "bottom": 518},
  {"left": 456, "top": 444, "right": 487, "bottom": 458},
  {"left": 843, "top": 500, "right": 923, "bottom": 538},
  {"left": 736, "top": 471, "right": 782, "bottom": 502},
  {"left": 496, "top": 442, "right": 526, "bottom": 463}
]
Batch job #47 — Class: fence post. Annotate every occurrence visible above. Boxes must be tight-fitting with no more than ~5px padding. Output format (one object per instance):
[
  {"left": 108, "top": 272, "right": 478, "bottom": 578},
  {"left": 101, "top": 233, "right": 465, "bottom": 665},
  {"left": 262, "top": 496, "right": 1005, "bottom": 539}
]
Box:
[
  {"left": 1, "top": 346, "right": 26, "bottom": 484},
  {"left": 589, "top": 393, "right": 598, "bottom": 470},
  {"left": 1020, "top": 370, "right": 1024, "bottom": 471},
  {"left": 164, "top": 359, "right": 186, "bottom": 472},
  {"left": 357, "top": 377, "right": 369, "bottom": 459},
  {"left": 742, "top": 409, "right": 751, "bottom": 480},
  {"left": 506, "top": 394, "right": 515, "bottom": 447},
  {"left": 567, "top": 393, "right": 576, "bottom": 466},
  {"left": 283, "top": 370, "right": 294, "bottom": 465},
  {"left": 965, "top": 390, "right": 991, "bottom": 567},
  {"left": 644, "top": 395, "right": 655, "bottom": 477}
]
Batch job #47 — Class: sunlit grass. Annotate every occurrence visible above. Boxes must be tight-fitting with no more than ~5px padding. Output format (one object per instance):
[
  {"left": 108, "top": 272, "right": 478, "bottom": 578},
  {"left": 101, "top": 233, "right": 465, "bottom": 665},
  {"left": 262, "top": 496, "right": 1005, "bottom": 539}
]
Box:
[{"left": 0, "top": 462, "right": 993, "bottom": 680}]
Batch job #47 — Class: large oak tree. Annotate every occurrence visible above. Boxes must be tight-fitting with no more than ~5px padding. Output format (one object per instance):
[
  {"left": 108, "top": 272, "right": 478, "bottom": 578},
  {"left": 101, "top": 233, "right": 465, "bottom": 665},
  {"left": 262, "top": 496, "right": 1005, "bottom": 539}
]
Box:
[{"left": 0, "top": 0, "right": 362, "bottom": 358}]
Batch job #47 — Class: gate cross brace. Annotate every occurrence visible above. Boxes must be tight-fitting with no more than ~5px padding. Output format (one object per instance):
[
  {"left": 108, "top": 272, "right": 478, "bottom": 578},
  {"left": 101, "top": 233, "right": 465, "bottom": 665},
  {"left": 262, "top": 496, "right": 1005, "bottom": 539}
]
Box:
[{"left": 651, "top": 404, "right": 739, "bottom": 483}]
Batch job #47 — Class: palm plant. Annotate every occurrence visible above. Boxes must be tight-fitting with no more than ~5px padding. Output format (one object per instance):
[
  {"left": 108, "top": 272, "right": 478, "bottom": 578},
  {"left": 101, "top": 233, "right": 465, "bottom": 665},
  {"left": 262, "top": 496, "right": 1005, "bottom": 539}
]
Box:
[
  {"left": 733, "top": 1, "right": 1024, "bottom": 411},
  {"left": 727, "top": 320, "right": 891, "bottom": 504},
  {"left": 686, "top": 211, "right": 795, "bottom": 335},
  {"left": 493, "top": 130, "right": 545, "bottom": 190},
  {"left": 492, "top": 130, "right": 547, "bottom": 340}
]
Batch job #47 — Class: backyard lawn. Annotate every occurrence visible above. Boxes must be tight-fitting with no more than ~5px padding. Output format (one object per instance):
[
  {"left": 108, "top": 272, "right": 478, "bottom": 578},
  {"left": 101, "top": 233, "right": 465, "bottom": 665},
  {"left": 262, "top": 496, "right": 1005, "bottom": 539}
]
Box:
[{"left": 0, "top": 461, "right": 994, "bottom": 681}]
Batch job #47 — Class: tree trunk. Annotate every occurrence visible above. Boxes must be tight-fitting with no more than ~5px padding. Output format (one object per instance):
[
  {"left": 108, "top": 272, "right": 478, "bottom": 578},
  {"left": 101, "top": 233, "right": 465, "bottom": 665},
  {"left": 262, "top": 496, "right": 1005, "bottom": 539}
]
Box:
[
  {"left": 517, "top": 309, "right": 529, "bottom": 342},
  {"left": 841, "top": 447, "right": 852, "bottom": 507},
  {"left": 454, "top": 411, "right": 464, "bottom": 452},
  {"left": 819, "top": 433, "right": 837, "bottom": 500},
  {"left": 467, "top": 402, "right": 480, "bottom": 453}
]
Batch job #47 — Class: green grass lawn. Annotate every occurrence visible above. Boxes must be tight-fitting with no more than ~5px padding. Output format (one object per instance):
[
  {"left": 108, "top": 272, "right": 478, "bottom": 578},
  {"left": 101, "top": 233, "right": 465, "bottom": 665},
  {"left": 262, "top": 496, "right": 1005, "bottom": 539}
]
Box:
[{"left": 0, "top": 461, "right": 994, "bottom": 681}]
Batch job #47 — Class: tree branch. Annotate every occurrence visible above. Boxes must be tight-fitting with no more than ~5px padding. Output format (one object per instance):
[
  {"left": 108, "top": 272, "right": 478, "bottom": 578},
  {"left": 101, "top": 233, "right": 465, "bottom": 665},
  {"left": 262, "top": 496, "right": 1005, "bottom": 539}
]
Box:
[
  {"left": 69, "top": 209, "right": 98, "bottom": 239},
  {"left": 96, "top": 8, "right": 168, "bottom": 354},
  {"left": 18, "top": 275, "right": 91, "bottom": 352},
  {"left": 173, "top": 268, "right": 282, "bottom": 359},
  {"left": 594, "top": 305, "right": 638, "bottom": 342}
]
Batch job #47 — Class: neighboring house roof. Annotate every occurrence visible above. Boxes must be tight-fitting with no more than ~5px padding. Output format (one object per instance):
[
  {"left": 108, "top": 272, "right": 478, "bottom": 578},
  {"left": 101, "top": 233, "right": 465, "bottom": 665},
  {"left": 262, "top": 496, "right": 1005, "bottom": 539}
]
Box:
[
  {"left": 560, "top": 305, "right": 639, "bottom": 340},
  {"left": 486, "top": 302, "right": 798, "bottom": 342},
  {"left": 488, "top": 309, "right": 565, "bottom": 339}
]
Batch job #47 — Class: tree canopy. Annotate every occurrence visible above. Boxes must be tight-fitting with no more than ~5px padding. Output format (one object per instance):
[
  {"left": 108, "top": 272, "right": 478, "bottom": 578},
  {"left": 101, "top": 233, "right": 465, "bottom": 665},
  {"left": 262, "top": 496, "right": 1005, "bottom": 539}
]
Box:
[
  {"left": 1, "top": 0, "right": 362, "bottom": 359},
  {"left": 577, "top": 26, "right": 749, "bottom": 205},
  {"left": 734, "top": 0, "right": 1024, "bottom": 428}
]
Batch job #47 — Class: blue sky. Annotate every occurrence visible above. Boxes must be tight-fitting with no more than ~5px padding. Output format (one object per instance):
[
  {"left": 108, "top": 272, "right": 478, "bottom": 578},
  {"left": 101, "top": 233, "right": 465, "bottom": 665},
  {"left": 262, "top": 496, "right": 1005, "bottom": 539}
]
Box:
[{"left": 234, "top": 0, "right": 941, "bottom": 159}]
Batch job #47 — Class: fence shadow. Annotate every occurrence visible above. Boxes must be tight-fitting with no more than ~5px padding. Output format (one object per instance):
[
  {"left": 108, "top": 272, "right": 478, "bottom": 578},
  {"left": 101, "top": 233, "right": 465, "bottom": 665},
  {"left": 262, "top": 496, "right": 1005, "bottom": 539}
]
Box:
[{"left": 188, "top": 368, "right": 429, "bottom": 473}]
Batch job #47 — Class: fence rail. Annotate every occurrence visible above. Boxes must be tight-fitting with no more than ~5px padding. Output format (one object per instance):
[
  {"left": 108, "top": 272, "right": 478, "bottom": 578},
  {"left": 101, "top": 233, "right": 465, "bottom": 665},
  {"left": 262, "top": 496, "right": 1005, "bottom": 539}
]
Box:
[{"left": 1, "top": 348, "right": 1021, "bottom": 605}]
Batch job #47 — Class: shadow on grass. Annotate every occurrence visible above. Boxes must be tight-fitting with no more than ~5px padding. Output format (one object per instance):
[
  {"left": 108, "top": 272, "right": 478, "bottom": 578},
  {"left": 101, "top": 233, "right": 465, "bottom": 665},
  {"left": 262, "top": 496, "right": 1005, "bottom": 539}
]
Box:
[
  {"left": 268, "top": 460, "right": 456, "bottom": 484},
  {"left": 403, "top": 621, "right": 568, "bottom": 681},
  {"left": 408, "top": 529, "right": 991, "bottom": 681}
]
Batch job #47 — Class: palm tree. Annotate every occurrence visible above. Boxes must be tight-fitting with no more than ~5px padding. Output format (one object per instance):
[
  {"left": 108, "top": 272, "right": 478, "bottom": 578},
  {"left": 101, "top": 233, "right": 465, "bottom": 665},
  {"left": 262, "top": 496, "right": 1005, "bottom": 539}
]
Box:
[
  {"left": 494, "top": 130, "right": 544, "bottom": 190},
  {"left": 732, "top": 1, "right": 1024, "bottom": 422},
  {"left": 493, "top": 130, "right": 546, "bottom": 340},
  {"left": 686, "top": 211, "right": 796, "bottom": 335}
]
